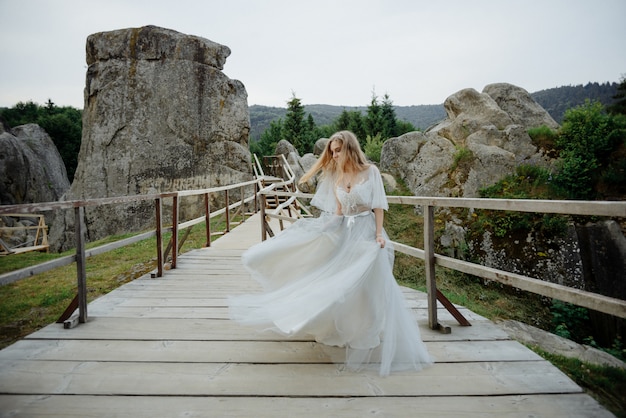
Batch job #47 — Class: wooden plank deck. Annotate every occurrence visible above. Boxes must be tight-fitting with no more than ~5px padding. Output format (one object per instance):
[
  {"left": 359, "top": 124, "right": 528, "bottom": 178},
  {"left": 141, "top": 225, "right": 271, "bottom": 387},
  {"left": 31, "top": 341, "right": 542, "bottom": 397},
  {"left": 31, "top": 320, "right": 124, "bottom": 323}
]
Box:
[{"left": 0, "top": 214, "right": 614, "bottom": 417}]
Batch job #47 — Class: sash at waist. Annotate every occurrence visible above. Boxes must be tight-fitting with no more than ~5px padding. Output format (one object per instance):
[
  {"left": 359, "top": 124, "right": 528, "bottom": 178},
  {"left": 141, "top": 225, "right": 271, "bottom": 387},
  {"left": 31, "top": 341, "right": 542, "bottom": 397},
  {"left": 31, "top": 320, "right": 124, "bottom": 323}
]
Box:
[{"left": 344, "top": 211, "right": 372, "bottom": 228}]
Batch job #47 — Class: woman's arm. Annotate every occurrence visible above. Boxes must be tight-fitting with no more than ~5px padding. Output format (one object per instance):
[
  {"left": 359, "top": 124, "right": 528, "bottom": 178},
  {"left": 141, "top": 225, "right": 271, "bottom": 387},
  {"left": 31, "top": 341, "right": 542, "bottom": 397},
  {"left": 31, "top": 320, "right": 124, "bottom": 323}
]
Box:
[{"left": 374, "top": 208, "right": 386, "bottom": 248}]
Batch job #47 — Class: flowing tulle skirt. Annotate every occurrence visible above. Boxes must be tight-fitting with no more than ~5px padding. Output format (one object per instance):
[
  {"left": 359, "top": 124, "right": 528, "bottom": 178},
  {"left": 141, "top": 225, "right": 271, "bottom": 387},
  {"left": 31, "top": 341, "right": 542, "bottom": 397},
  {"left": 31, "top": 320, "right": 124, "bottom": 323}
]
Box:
[{"left": 228, "top": 212, "right": 433, "bottom": 376}]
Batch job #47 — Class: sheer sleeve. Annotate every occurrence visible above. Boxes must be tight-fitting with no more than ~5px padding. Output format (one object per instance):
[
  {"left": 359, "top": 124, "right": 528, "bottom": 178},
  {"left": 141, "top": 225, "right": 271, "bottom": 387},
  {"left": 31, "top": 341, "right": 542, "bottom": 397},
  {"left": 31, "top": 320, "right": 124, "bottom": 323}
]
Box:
[
  {"left": 310, "top": 172, "right": 338, "bottom": 213},
  {"left": 369, "top": 165, "right": 389, "bottom": 210}
]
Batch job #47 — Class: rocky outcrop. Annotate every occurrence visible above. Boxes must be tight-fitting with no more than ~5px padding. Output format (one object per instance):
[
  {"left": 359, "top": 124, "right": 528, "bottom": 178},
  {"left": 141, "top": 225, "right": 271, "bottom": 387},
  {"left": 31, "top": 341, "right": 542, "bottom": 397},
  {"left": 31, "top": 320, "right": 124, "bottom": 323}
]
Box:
[
  {"left": 0, "top": 123, "right": 70, "bottom": 252},
  {"left": 0, "top": 123, "right": 70, "bottom": 205},
  {"left": 380, "top": 83, "right": 624, "bottom": 344},
  {"left": 314, "top": 138, "right": 329, "bottom": 156},
  {"left": 381, "top": 83, "right": 557, "bottom": 198},
  {"left": 49, "top": 26, "right": 251, "bottom": 251},
  {"left": 0, "top": 123, "right": 70, "bottom": 251}
]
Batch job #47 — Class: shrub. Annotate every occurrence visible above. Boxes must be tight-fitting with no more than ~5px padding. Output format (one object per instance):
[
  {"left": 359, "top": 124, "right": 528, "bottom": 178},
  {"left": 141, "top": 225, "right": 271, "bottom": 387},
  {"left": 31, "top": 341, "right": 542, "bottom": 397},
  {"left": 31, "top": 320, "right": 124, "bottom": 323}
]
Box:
[
  {"left": 364, "top": 133, "right": 384, "bottom": 162},
  {"left": 551, "top": 300, "right": 591, "bottom": 343},
  {"left": 528, "top": 125, "right": 558, "bottom": 153},
  {"left": 554, "top": 100, "right": 626, "bottom": 199}
]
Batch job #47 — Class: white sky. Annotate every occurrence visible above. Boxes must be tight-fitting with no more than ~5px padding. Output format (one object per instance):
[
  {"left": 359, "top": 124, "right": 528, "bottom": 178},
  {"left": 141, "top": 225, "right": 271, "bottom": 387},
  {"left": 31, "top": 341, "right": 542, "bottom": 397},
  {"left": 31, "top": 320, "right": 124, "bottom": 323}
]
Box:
[{"left": 1, "top": 0, "right": 625, "bottom": 109}]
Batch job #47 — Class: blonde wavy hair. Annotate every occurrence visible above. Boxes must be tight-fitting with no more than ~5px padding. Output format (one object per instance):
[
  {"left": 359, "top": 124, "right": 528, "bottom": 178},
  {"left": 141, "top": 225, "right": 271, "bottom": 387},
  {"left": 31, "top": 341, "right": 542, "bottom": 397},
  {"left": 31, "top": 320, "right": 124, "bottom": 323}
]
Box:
[{"left": 299, "top": 130, "right": 369, "bottom": 185}]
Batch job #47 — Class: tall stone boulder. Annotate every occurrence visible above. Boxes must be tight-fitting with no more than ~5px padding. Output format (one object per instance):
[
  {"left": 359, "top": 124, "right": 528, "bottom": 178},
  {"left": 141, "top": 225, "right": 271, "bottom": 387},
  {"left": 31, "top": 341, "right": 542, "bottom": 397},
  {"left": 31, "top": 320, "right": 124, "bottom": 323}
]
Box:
[
  {"left": 381, "top": 83, "right": 557, "bottom": 198},
  {"left": 50, "top": 26, "right": 251, "bottom": 251},
  {"left": 0, "top": 123, "right": 70, "bottom": 205}
]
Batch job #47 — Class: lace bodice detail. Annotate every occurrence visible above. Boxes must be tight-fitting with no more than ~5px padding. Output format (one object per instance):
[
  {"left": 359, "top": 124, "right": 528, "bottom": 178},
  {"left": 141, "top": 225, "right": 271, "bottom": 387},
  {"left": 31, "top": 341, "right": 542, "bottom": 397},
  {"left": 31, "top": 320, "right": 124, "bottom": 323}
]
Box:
[
  {"left": 311, "top": 165, "right": 388, "bottom": 216},
  {"left": 336, "top": 175, "right": 372, "bottom": 216}
]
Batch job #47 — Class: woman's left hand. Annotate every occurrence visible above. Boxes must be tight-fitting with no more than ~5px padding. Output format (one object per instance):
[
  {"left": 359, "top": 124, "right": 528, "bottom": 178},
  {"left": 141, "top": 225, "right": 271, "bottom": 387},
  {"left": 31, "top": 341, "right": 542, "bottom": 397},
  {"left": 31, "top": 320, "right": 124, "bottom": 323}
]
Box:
[{"left": 376, "top": 236, "right": 386, "bottom": 248}]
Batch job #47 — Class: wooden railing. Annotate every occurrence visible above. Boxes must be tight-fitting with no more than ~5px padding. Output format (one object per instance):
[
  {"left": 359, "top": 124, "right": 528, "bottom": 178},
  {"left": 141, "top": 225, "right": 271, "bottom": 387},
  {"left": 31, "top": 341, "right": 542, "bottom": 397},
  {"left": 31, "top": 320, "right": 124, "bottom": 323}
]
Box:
[
  {"left": 3, "top": 166, "right": 625, "bottom": 334},
  {"left": 0, "top": 179, "right": 261, "bottom": 327},
  {"left": 255, "top": 154, "right": 312, "bottom": 236},
  {"left": 259, "top": 188, "right": 626, "bottom": 332}
]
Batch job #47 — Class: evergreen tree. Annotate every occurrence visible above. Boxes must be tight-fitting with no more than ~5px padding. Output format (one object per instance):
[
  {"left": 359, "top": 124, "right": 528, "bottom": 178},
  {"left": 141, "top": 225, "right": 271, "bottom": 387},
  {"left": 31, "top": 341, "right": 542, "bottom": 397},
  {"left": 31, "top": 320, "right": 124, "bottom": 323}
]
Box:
[
  {"left": 335, "top": 109, "right": 366, "bottom": 141},
  {"left": 335, "top": 109, "right": 351, "bottom": 131},
  {"left": 608, "top": 76, "right": 626, "bottom": 115},
  {"left": 301, "top": 113, "right": 317, "bottom": 153},
  {"left": 251, "top": 118, "right": 283, "bottom": 157},
  {"left": 283, "top": 94, "right": 307, "bottom": 153},
  {"left": 364, "top": 93, "right": 384, "bottom": 144},
  {"left": 380, "top": 93, "right": 398, "bottom": 138}
]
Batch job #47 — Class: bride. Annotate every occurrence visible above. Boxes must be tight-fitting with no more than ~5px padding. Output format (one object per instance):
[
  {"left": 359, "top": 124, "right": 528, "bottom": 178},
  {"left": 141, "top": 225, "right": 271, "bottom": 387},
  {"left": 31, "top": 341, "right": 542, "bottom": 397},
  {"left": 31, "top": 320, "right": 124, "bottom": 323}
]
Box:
[{"left": 229, "top": 130, "right": 433, "bottom": 376}]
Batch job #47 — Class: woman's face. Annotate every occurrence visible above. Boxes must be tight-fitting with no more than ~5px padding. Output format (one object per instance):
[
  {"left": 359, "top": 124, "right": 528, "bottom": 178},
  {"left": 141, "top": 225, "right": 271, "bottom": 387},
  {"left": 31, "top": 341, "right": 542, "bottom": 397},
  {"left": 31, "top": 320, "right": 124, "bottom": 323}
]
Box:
[{"left": 330, "top": 140, "right": 342, "bottom": 162}]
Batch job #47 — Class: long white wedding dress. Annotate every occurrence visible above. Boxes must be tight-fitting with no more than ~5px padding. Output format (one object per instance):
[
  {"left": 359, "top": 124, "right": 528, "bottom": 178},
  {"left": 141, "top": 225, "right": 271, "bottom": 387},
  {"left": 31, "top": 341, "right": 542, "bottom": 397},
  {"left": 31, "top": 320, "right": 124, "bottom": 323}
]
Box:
[{"left": 229, "top": 165, "right": 433, "bottom": 376}]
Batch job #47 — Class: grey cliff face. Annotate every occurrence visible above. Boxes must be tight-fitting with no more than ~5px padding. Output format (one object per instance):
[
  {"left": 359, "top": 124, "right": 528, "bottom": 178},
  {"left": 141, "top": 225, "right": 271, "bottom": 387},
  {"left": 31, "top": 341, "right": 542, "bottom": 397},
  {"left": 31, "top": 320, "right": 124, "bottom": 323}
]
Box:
[{"left": 50, "top": 26, "right": 252, "bottom": 251}]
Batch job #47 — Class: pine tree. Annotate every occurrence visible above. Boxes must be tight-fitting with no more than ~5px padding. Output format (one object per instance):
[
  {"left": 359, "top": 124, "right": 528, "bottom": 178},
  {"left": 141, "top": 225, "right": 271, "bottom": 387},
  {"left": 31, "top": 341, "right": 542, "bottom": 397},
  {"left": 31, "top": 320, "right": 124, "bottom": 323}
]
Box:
[
  {"left": 251, "top": 119, "right": 283, "bottom": 157},
  {"left": 283, "top": 94, "right": 307, "bottom": 153},
  {"left": 380, "top": 93, "right": 398, "bottom": 138},
  {"left": 364, "top": 93, "right": 383, "bottom": 146},
  {"left": 335, "top": 109, "right": 366, "bottom": 141}
]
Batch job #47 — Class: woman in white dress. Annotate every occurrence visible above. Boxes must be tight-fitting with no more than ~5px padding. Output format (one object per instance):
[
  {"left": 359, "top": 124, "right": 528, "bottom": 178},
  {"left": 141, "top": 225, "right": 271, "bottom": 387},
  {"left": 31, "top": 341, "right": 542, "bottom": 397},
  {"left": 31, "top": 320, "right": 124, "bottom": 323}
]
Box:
[{"left": 229, "top": 130, "right": 433, "bottom": 376}]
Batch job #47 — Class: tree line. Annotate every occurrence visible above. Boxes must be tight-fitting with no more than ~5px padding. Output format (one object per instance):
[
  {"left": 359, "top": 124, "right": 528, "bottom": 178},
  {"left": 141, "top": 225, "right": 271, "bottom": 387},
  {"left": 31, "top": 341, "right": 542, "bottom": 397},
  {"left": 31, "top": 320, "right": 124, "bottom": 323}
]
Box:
[
  {"left": 531, "top": 81, "right": 619, "bottom": 123},
  {"left": 251, "top": 92, "right": 416, "bottom": 161}
]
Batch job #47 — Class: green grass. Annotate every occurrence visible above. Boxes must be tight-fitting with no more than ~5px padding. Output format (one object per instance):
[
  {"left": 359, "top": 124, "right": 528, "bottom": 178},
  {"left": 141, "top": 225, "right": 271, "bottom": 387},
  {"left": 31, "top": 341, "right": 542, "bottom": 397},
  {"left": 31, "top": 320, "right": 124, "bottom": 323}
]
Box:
[
  {"left": 529, "top": 347, "right": 626, "bottom": 417},
  {"left": 0, "top": 216, "right": 234, "bottom": 349}
]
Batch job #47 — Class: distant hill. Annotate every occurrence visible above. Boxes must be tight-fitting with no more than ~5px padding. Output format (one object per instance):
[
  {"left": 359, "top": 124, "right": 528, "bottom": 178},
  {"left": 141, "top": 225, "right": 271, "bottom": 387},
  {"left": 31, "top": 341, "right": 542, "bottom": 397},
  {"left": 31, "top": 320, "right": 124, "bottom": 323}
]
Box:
[
  {"left": 530, "top": 82, "right": 618, "bottom": 123},
  {"left": 249, "top": 82, "right": 619, "bottom": 141}
]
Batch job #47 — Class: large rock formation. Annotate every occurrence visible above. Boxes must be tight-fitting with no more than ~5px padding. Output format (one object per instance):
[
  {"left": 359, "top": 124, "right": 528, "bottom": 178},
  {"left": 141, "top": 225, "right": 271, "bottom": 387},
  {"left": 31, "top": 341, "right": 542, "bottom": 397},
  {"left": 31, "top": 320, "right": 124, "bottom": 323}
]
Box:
[
  {"left": 0, "top": 123, "right": 70, "bottom": 205},
  {"left": 0, "top": 123, "right": 70, "bottom": 252},
  {"left": 381, "top": 83, "right": 558, "bottom": 198},
  {"left": 380, "top": 83, "right": 624, "bottom": 343},
  {"left": 50, "top": 26, "right": 251, "bottom": 251}
]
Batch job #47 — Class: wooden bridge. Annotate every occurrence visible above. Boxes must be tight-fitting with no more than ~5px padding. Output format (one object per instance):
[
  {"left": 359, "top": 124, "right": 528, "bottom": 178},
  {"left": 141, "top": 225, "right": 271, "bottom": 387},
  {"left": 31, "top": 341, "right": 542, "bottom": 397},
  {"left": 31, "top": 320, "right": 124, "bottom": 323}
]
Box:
[{"left": 0, "top": 212, "right": 614, "bottom": 417}]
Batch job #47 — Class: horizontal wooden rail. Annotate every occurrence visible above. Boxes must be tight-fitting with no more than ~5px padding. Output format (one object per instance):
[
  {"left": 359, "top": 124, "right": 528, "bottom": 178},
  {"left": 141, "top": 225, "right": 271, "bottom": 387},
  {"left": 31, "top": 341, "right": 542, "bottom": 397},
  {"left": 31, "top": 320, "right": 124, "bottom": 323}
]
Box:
[
  {"left": 259, "top": 192, "right": 626, "bottom": 218},
  {"left": 0, "top": 178, "right": 262, "bottom": 327},
  {"left": 0, "top": 228, "right": 163, "bottom": 286},
  {"left": 386, "top": 195, "right": 626, "bottom": 217}
]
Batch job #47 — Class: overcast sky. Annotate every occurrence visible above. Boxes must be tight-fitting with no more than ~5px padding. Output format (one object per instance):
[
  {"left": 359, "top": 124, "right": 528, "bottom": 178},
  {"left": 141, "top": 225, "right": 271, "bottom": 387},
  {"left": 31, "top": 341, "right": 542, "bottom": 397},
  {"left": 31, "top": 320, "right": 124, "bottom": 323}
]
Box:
[{"left": 1, "top": 0, "right": 625, "bottom": 109}]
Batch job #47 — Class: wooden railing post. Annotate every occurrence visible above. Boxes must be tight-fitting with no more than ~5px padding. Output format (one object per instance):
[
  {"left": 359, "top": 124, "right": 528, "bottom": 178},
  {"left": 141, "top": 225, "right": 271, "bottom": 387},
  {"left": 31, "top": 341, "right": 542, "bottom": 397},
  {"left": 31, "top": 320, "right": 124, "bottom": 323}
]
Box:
[
  {"left": 171, "top": 195, "right": 179, "bottom": 269},
  {"left": 204, "top": 193, "right": 211, "bottom": 247},
  {"left": 254, "top": 182, "right": 259, "bottom": 213},
  {"left": 155, "top": 197, "right": 164, "bottom": 277},
  {"left": 424, "top": 205, "right": 439, "bottom": 330},
  {"left": 260, "top": 193, "right": 267, "bottom": 241},
  {"left": 74, "top": 206, "right": 88, "bottom": 325},
  {"left": 225, "top": 189, "right": 230, "bottom": 233},
  {"left": 240, "top": 186, "right": 246, "bottom": 222}
]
